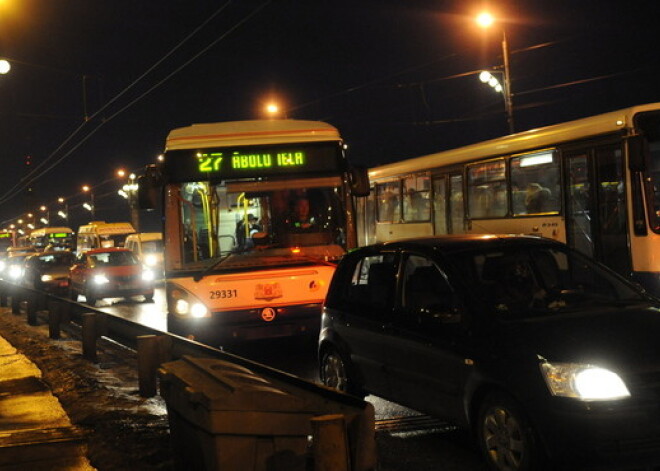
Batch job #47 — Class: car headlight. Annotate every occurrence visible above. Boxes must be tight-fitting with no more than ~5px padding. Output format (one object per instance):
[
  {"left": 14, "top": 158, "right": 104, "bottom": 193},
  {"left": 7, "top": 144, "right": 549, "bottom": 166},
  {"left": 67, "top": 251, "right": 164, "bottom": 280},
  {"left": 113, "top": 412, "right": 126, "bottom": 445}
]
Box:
[
  {"left": 41, "top": 274, "right": 54, "bottom": 282},
  {"left": 8, "top": 265, "right": 23, "bottom": 279},
  {"left": 144, "top": 254, "right": 158, "bottom": 267},
  {"left": 141, "top": 269, "right": 155, "bottom": 281},
  {"left": 540, "top": 361, "right": 630, "bottom": 401},
  {"left": 93, "top": 274, "right": 110, "bottom": 285}
]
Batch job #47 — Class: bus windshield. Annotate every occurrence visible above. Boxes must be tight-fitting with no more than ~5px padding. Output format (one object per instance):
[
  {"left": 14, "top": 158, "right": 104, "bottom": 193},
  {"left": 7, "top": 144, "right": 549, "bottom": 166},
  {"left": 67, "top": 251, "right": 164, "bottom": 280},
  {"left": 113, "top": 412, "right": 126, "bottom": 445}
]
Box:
[{"left": 177, "top": 180, "right": 347, "bottom": 270}]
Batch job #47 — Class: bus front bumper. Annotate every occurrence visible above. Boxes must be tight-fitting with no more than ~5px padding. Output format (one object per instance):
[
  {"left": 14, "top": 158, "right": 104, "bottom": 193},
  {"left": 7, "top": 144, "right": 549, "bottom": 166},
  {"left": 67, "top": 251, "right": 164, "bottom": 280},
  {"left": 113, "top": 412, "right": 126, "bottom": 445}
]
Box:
[{"left": 166, "top": 303, "right": 322, "bottom": 346}]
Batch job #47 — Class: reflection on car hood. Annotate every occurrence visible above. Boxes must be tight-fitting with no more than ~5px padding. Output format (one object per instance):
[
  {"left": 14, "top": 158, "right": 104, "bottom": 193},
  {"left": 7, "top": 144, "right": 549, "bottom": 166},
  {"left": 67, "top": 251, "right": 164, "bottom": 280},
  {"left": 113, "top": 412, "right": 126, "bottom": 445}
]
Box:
[{"left": 503, "top": 304, "right": 660, "bottom": 367}]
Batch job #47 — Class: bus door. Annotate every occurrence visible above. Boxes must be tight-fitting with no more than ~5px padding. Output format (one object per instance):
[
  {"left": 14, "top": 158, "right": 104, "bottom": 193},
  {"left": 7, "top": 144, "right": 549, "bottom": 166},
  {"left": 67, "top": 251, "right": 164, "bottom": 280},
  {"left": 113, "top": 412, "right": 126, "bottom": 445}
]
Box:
[
  {"left": 565, "top": 145, "right": 631, "bottom": 275},
  {"left": 433, "top": 173, "right": 464, "bottom": 234}
]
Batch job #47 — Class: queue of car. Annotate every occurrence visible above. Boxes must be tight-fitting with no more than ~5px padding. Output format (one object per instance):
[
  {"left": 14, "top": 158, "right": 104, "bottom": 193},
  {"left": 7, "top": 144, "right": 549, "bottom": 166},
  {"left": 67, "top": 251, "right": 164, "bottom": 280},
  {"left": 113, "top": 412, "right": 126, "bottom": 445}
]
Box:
[
  {"left": 0, "top": 231, "right": 160, "bottom": 306},
  {"left": 3, "top": 228, "right": 660, "bottom": 469}
]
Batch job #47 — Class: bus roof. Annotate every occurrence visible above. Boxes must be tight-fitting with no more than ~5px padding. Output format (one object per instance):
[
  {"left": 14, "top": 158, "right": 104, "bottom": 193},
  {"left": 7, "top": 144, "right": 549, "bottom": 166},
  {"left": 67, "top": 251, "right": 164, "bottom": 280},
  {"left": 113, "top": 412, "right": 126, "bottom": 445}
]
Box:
[
  {"left": 165, "top": 119, "right": 341, "bottom": 151},
  {"left": 78, "top": 222, "right": 135, "bottom": 235},
  {"left": 369, "top": 102, "right": 660, "bottom": 180},
  {"left": 30, "top": 227, "right": 73, "bottom": 237}
]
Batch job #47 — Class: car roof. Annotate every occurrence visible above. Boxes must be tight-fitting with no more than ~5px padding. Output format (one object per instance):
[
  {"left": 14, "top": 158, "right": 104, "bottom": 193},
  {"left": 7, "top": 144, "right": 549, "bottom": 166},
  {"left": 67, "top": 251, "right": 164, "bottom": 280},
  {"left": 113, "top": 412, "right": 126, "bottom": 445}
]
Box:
[{"left": 355, "top": 234, "right": 563, "bottom": 256}]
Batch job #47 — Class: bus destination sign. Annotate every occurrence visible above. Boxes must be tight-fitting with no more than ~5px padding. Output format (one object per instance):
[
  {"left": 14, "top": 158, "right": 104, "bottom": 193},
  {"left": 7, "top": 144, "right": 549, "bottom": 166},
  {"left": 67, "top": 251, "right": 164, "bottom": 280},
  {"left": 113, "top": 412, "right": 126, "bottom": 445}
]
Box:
[
  {"left": 164, "top": 142, "right": 341, "bottom": 182},
  {"left": 198, "top": 150, "right": 306, "bottom": 173}
]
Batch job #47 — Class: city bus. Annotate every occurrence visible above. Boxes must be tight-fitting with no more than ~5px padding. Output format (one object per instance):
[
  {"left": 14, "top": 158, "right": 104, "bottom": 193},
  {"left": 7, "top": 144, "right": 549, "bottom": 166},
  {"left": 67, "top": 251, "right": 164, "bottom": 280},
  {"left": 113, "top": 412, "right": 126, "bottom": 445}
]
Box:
[
  {"left": 29, "top": 226, "right": 74, "bottom": 251},
  {"left": 359, "top": 103, "right": 660, "bottom": 296},
  {"left": 139, "top": 119, "right": 368, "bottom": 345},
  {"left": 0, "top": 230, "right": 15, "bottom": 253}
]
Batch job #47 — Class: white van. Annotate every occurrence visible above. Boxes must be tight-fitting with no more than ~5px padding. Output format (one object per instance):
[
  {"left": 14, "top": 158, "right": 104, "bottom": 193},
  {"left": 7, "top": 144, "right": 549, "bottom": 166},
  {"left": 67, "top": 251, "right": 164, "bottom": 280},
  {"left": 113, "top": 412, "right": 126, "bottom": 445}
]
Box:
[
  {"left": 76, "top": 221, "right": 135, "bottom": 254},
  {"left": 124, "top": 232, "right": 163, "bottom": 271}
]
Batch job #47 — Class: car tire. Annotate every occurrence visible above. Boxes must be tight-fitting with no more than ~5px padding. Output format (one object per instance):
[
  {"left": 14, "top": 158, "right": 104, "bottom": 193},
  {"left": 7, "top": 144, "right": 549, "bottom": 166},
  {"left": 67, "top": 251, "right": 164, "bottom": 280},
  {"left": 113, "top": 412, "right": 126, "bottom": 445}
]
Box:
[
  {"left": 477, "top": 391, "right": 544, "bottom": 471},
  {"left": 85, "top": 292, "right": 97, "bottom": 306},
  {"left": 320, "top": 348, "right": 364, "bottom": 398}
]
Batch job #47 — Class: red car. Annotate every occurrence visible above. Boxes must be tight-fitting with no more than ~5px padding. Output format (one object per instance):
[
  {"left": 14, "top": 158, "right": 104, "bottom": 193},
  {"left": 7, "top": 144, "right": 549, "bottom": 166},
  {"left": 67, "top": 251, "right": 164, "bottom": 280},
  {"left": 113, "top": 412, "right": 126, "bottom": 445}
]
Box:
[{"left": 69, "top": 248, "right": 155, "bottom": 306}]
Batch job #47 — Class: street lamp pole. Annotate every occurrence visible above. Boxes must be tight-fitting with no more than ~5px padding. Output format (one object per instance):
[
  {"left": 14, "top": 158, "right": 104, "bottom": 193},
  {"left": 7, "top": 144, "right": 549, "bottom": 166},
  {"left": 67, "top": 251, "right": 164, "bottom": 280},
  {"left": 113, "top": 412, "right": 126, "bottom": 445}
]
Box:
[
  {"left": 476, "top": 12, "right": 515, "bottom": 134},
  {"left": 501, "top": 30, "right": 514, "bottom": 134}
]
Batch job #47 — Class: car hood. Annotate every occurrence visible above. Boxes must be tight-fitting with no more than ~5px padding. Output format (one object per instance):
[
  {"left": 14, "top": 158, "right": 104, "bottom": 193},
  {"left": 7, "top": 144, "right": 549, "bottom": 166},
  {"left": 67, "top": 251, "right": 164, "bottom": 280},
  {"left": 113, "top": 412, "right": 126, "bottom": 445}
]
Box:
[
  {"left": 42, "top": 267, "right": 72, "bottom": 277},
  {"left": 500, "top": 303, "right": 660, "bottom": 368}
]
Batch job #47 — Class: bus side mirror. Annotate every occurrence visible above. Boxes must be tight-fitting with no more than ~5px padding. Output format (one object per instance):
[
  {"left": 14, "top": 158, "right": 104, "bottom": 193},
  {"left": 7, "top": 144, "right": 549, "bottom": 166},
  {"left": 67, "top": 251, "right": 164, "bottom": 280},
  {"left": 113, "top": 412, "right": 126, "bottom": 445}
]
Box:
[
  {"left": 137, "top": 165, "right": 162, "bottom": 210},
  {"left": 628, "top": 135, "right": 649, "bottom": 172},
  {"left": 348, "top": 166, "right": 370, "bottom": 197}
]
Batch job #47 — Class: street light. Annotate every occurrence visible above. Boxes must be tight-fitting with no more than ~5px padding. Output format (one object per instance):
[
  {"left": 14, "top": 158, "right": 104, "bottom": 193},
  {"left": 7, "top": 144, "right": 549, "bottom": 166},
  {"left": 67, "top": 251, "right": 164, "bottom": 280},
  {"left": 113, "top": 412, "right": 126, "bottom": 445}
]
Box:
[
  {"left": 57, "top": 197, "right": 69, "bottom": 222},
  {"left": 476, "top": 12, "right": 514, "bottom": 134},
  {"left": 39, "top": 205, "right": 49, "bottom": 227},
  {"left": 82, "top": 185, "right": 95, "bottom": 219},
  {"left": 118, "top": 173, "right": 140, "bottom": 230}
]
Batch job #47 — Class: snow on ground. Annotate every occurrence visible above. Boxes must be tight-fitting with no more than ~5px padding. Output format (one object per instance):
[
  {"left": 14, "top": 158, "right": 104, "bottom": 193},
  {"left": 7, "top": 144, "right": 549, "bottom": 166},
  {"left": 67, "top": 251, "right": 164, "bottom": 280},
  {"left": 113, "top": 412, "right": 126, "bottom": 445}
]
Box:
[{"left": 0, "top": 309, "right": 174, "bottom": 470}]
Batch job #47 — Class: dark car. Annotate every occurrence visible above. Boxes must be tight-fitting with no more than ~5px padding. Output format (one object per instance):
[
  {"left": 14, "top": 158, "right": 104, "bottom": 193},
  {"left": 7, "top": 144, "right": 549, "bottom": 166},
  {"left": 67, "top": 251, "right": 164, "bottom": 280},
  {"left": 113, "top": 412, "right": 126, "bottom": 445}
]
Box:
[
  {"left": 319, "top": 235, "right": 660, "bottom": 470},
  {"left": 23, "top": 251, "right": 76, "bottom": 295},
  {"left": 69, "top": 248, "right": 155, "bottom": 306}
]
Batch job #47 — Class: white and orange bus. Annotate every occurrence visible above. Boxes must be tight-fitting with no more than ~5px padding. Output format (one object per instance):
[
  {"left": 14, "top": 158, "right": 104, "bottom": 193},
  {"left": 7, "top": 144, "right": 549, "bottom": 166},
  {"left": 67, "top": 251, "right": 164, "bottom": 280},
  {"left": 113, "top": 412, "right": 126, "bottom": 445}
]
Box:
[
  {"left": 358, "top": 103, "right": 660, "bottom": 296},
  {"left": 140, "top": 119, "right": 368, "bottom": 345}
]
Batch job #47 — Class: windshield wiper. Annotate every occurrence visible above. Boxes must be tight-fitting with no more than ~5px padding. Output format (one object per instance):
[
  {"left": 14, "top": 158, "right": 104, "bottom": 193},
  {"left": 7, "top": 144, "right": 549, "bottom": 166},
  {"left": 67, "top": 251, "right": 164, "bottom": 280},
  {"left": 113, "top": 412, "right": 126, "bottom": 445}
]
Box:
[{"left": 194, "top": 252, "right": 233, "bottom": 282}]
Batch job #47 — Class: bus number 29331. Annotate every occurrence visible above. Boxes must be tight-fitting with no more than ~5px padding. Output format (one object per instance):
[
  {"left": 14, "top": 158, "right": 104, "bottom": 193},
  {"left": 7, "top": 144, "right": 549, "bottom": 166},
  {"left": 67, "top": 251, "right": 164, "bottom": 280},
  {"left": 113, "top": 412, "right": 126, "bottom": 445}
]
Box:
[{"left": 209, "top": 289, "right": 238, "bottom": 299}]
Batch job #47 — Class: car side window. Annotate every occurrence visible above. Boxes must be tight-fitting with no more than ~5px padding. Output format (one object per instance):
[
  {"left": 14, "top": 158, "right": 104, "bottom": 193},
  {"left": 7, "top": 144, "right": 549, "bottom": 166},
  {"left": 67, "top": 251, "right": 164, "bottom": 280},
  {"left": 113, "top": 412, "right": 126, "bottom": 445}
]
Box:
[
  {"left": 401, "top": 255, "right": 453, "bottom": 318},
  {"left": 346, "top": 253, "right": 397, "bottom": 314}
]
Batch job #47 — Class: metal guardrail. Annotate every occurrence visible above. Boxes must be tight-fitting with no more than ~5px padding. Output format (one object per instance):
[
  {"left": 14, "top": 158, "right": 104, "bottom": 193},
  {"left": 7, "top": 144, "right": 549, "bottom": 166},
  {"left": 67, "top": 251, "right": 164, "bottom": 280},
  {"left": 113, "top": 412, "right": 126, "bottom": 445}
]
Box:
[{"left": 0, "top": 279, "right": 377, "bottom": 471}]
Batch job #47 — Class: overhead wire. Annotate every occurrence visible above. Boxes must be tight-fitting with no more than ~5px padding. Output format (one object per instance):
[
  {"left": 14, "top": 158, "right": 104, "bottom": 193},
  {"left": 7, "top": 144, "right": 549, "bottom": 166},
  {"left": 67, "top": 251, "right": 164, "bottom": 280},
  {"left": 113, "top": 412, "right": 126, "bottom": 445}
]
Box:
[{"left": 0, "top": 0, "right": 240, "bottom": 207}]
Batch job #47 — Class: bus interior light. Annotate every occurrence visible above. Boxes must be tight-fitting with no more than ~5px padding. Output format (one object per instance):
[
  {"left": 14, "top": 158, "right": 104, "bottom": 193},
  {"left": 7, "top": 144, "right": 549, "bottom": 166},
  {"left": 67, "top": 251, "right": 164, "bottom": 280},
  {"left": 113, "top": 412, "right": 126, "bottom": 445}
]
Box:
[{"left": 519, "top": 152, "right": 554, "bottom": 167}]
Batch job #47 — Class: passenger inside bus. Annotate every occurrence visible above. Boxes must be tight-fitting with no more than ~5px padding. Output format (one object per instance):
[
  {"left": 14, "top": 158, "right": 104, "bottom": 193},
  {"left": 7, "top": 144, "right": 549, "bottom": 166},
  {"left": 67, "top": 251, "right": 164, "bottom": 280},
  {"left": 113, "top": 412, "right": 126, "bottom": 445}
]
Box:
[
  {"left": 235, "top": 214, "right": 262, "bottom": 248},
  {"left": 525, "top": 183, "right": 552, "bottom": 213}
]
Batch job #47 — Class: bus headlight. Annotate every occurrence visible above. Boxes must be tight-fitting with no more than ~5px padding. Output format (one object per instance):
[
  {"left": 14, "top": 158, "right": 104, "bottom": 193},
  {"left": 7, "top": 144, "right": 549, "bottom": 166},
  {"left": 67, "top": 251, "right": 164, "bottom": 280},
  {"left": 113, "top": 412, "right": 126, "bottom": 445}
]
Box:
[
  {"left": 171, "top": 289, "right": 209, "bottom": 318},
  {"left": 141, "top": 269, "right": 155, "bottom": 281},
  {"left": 93, "top": 274, "right": 110, "bottom": 285},
  {"left": 540, "top": 361, "right": 630, "bottom": 401}
]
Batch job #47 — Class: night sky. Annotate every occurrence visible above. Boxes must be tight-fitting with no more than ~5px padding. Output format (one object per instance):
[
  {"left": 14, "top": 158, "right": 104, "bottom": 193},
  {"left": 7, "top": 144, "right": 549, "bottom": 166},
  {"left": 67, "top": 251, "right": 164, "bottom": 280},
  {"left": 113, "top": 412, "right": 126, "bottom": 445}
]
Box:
[{"left": 1, "top": 0, "right": 659, "bottom": 229}]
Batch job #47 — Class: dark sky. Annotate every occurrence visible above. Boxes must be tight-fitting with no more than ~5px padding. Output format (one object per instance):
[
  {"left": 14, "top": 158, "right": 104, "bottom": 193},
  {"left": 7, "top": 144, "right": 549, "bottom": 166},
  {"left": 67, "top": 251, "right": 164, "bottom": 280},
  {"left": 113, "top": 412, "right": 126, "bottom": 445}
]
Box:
[{"left": 1, "top": 0, "right": 659, "bottom": 228}]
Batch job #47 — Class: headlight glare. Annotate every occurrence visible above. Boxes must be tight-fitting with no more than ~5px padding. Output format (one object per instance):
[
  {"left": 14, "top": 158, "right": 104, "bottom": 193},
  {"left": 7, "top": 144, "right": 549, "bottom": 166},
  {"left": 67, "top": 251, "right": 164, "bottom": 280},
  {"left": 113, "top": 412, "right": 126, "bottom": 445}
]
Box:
[
  {"left": 8, "top": 265, "right": 23, "bottom": 279},
  {"left": 144, "top": 255, "right": 158, "bottom": 267},
  {"left": 190, "top": 303, "right": 208, "bottom": 318},
  {"left": 93, "top": 274, "right": 109, "bottom": 285},
  {"left": 540, "top": 362, "right": 630, "bottom": 401},
  {"left": 141, "top": 270, "right": 155, "bottom": 281},
  {"left": 41, "top": 274, "right": 54, "bottom": 282}
]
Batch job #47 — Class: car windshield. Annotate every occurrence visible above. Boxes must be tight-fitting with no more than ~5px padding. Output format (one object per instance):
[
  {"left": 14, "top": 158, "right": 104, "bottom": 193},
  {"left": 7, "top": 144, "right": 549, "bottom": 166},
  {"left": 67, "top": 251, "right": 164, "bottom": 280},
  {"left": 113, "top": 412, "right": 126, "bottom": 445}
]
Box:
[
  {"left": 89, "top": 251, "right": 138, "bottom": 267},
  {"left": 36, "top": 253, "right": 75, "bottom": 267},
  {"left": 141, "top": 240, "right": 163, "bottom": 253},
  {"left": 446, "top": 244, "right": 649, "bottom": 319}
]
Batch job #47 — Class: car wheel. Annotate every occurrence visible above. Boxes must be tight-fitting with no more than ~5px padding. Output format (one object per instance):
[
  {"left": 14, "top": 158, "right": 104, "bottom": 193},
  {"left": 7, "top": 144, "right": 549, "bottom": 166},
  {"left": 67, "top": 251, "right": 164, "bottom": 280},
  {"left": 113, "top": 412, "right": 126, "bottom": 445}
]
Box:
[
  {"left": 477, "top": 391, "right": 543, "bottom": 471},
  {"left": 85, "top": 292, "right": 97, "bottom": 306},
  {"left": 320, "top": 348, "right": 364, "bottom": 398}
]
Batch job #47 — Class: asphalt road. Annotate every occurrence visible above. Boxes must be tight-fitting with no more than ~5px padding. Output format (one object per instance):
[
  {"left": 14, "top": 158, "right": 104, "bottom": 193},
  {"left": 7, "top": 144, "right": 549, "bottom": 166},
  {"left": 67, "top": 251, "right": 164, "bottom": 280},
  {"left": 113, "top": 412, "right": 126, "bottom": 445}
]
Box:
[{"left": 94, "top": 287, "right": 489, "bottom": 471}]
